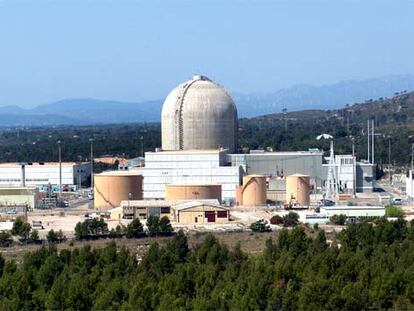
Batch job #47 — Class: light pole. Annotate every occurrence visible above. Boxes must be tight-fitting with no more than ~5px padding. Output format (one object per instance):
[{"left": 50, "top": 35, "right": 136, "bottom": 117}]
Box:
[
  {"left": 57, "top": 140, "right": 62, "bottom": 197},
  {"left": 350, "top": 136, "right": 356, "bottom": 198},
  {"left": 128, "top": 192, "right": 134, "bottom": 218},
  {"left": 140, "top": 136, "right": 144, "bottom": 157},
  {"left": 388, "top": 135, "right": 392, "bottom": 185},
  {"left": 367, "top": 120, "right": 370, "bottom": 163},
  {"left": 89, "top": 138, "right": 94, "bottom": 191}
]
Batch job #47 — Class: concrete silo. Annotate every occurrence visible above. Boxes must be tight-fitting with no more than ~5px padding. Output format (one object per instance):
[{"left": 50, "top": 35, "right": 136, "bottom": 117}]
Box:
[
  {"left": 161, "top": 75, "right": 238, "bottom": 152},
  {"left": 94, "top": 171, "right": 143, "bottom": 211},
  {"left": 165, "top": 183, "right": 222, "bottom": 202},
  {"left": 286, "top": 174, "right": 310, "bottom": 206},
  {"left": 236, "top": 175, "right": 267, "bottom": 206}
]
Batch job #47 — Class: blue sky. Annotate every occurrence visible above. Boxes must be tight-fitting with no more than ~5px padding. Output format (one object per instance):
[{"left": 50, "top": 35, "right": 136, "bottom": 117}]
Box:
[{"left": 0, "top": 0, "right": 413, "bottom": 107}]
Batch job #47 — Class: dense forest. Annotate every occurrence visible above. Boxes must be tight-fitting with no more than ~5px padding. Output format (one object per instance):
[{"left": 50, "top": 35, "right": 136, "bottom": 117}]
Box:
[
  {"left": 0, "top": 92, "right": 413, "bottom": 167},
  {"left": 1, "top": 219, "right": 414, "bottom": 310}
]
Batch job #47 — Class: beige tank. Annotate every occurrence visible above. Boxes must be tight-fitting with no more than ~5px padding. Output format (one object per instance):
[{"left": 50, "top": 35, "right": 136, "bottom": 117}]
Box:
[
  {"left": 165, "top": 183, "right": 222, "bottom": 202},
  {"left": 286, "top": 174, "right": 310, "bottom": 206},
  {"left": 237, "top": 175, "right": 267, "bottom": 206},
  {"left": 94, "top": 171, "right": 143, "bottom": 211}
]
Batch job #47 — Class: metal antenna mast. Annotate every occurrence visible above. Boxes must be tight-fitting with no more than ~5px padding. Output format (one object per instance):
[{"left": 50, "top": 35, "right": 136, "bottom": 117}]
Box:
[
  {"left": 317, "top": 134, "right": 338, "bottom": 201},
  {"left": 326, "top": 140, "right": 338, "bottom": 200},
  {"left": 371, "top": 119, "right": 374, "bottom": 164}
]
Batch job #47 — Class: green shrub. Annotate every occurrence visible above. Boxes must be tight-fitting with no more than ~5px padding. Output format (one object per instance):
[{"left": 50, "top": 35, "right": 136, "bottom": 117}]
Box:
[
  {"left": 250, "top": 219, "right": 271, "bottom": 232},
  {"left": 386, "top": 205, "right": 404, "bottom": 218},
  {"left": 330, "top": 214, "right": 347, "bottom": 225}
]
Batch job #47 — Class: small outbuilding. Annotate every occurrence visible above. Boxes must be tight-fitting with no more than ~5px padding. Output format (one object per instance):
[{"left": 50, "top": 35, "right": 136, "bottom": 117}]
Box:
[
  {"left": 172, "top": 200, "right": 230, "bottom": 224},
  {"left": 120, "top": 200, "right": 171, "bottom": 220}
]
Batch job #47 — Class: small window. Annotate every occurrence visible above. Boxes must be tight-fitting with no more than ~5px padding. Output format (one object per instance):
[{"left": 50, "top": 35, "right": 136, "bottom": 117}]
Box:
[
  {"left": 195, "top": 217, "right": 198, "bottom": 223},
  {"left": 217, "top": 211, "right": 228, "bottom": 218},
  {"left": 161, "top": 207, "right": 170, "bottom": 214}
]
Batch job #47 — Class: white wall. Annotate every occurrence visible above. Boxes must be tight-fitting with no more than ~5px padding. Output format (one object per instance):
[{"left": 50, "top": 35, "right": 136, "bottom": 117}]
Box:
[
  {"left": 136, "top": 150, "right": 241, "bottom": 200},
  {"left": 0, "top": 163, "right": 90, "bottom": 187}
]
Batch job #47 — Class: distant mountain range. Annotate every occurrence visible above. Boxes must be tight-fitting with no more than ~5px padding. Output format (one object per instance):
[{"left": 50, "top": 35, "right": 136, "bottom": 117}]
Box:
[{"left": 1, "top": 74, "right": 414, "bottom": 126}]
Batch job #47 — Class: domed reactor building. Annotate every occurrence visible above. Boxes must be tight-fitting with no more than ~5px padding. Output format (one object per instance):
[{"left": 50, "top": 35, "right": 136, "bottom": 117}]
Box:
[
  {"left": 137, "top": 75, "right": 244, "bottom": 201},
  {"left": 161, "top": 75, "right": 238, "bottom": 152}
]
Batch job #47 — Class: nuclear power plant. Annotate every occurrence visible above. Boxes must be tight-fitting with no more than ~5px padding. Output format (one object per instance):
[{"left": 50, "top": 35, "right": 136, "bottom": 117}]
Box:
[{"left": 130, "top": 74, "right": 374, "bottom": 206}]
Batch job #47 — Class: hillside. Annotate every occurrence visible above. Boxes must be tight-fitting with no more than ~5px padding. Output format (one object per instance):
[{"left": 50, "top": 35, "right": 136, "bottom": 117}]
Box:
[
  {"left": 0, "top": 92, "right": 412, "bottom": 167},
  {"left": 0, "top": 74, "right": 413, "bottom": 126},
  {"left": 240, "top": 91, "right": 414, "bottom": 166}
]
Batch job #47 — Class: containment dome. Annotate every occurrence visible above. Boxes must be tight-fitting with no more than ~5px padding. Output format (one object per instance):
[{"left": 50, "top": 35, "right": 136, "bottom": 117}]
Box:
[{"left": 161, "top": 75, "right": 238, "bottom": 152}]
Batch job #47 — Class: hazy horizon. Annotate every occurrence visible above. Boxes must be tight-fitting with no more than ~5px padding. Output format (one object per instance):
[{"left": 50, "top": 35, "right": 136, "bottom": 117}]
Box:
[{"left": 1, "top": 0, "right": 413, "bottom": 107}]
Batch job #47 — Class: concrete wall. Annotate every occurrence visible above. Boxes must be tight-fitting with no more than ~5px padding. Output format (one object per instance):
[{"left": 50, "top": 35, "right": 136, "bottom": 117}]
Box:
[
  {"left": 0, "top": 162, "right": 91, "bottom": 187},
  {"left": 138, "top": 150, "right": 242, "bottom": 200},
  {"left": 174, "top": 205, "right": 229, "bottom": 224}
]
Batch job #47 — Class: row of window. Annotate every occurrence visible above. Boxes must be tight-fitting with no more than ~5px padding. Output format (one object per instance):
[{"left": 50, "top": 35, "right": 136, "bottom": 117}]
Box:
[{"left": 0, "top": 178, "right": 49, "bottom": 182}]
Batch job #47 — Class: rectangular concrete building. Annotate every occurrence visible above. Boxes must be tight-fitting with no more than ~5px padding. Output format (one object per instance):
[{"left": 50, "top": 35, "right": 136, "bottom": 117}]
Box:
[
  {"left": 171, "top": 200, "right": 230, "bottom": 224},
  {"left": 0, "top": 162, "right": 91, "bottom": 189},
  {"left": 135, "top": 149, "right": 243, "bottom": 201}
]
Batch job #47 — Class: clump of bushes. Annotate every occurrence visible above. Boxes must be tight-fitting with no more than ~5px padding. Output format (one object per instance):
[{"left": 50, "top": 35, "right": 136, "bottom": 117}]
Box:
[
  {"left": 385, "top": 205, "right": 404, "bottom": 218},
  {"left": 330, "top": 214, "right": 347, "bottom": 225},
  {"left": 269, "top": 212, "right": 300, "bottom": 227}
]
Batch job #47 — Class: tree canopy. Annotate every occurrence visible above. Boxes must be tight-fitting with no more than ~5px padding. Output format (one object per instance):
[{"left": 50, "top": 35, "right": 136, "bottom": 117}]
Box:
[{"left": 2, "top": 220, "right": 414, "bottom": 309}]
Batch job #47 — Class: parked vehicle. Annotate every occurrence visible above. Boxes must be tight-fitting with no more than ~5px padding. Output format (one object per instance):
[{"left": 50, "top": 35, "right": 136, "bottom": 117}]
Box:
[
  {"left": 392, "top": 198, "right": 403, "bottom": 205},
  {"left": 32, "top": 221, "right": 44, "bottom": 230},
  {"left": 319, "top": 199, "right": 336, "bottom": 206}
]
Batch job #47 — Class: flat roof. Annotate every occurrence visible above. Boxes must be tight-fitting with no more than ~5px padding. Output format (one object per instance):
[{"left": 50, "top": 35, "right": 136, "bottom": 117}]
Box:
[
  {"left": 120, "top": 200, "right": 170, "bottom": 208},
  {"left": 321, "top": 205, "right": 384, "bottom": 210},
  {"left": 287, "top": 173, "right": 310, "bottom": 177},
  {"left": 167, "top": 183, "right": 221, "bottom": 187},
  {"left": 95, "top": 170, "right": 142, "bottom": 177},
  {"left": 0, "top": 162, "right": 85, "bottom": 167},
  {"left": 172, "top": 200, "right": 224, "bottom": 211},
  {"left": 146, "top": 149, "right": 227, "bottom": 154},
  {"left": 229, "top": 151, "right": 323, "bottom": 157}
]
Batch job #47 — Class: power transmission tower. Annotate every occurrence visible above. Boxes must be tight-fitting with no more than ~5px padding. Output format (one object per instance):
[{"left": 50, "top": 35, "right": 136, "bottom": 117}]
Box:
[{"left": 326, "top": 140, "right": 338, "bottom": 200}]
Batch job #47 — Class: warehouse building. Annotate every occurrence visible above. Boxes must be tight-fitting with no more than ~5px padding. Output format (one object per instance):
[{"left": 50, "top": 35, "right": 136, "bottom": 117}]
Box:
[
  {"left": 0, "top": 186, "right": 39, "bottom": 210},
  {"left": 320, "top": 205, "right": 385, "bottom": 218},
  {"left": 120, "top": 199, "right": 171, "bottom": 219},
  {"left": 0, "top": 162, "right": 91, "bottom": 189},
  {"left": 171, "top": 200, "right": 230, "bottom": 224}
]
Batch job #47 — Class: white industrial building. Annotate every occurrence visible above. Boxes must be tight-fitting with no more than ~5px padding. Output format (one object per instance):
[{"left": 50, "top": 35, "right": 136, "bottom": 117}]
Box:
[
  {"left": 322, "top": 155, "right": 356, "bottom": 194},
  {"left": 320, "top": 205, "right": 385, "bottom": 218},
  {"left": 135, "top": 149, "right": 243, "bottom": 200},
  {"left": 0, "top": 162, "right": 91, "bottom": 189}
]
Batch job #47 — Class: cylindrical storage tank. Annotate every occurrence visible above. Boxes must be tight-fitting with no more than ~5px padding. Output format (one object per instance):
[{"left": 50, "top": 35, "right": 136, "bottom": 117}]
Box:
[
  {"left": 165, "top": 183, "right": 222, "bottom": 202},
  {"left": 242, "top": 175, "right": 267, "bottom": 206},
  {"left": 286, "top": 174, "right": 310, "bottom": 206},
  {"left": 94, "top": 171, "right": 143, "bottom": 211}
]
